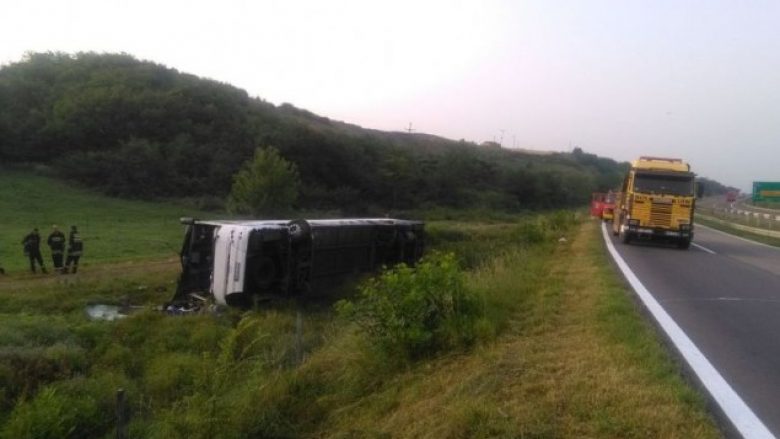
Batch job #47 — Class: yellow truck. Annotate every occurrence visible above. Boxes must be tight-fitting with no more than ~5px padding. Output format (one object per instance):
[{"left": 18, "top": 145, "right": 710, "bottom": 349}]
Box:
[{"left": 612, "top": 157, "right": 699, "bottom": 249}]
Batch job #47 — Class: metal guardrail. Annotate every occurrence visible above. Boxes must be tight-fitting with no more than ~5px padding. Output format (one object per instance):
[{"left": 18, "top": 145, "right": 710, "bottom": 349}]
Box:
[
  {"left": 698, "top": 212, "right": 780, "bottom": 239},
  {"left": 733, "top": 199, "right": 780, "bottom": 214}
]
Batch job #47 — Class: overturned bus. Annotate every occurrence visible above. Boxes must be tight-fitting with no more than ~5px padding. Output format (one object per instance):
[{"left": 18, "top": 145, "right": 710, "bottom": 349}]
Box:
[{"left": 170, "top": 218, "right": 425, "bottom": 308}]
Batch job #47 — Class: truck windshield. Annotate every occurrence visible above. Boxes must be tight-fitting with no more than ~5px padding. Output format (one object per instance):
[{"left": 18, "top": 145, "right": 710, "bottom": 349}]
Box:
[{"left": 634, "top": 173, "right": 693, "bottom": 196}]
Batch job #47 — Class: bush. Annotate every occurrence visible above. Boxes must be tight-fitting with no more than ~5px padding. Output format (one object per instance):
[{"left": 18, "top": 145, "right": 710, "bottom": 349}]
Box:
[
  {"left": 337, "top": 253, "right": 482, "bottom": 360},
  {"left": 143, "top": 352, "right": 202, "bottom": 406},
  {"left": 544, "top": 210, "right": 577, "bottom": 232},
  {"left": 227, "top": 146, "right": 300, "bottom": 216},
  {"left": 514, "top": 222, "right": 546, "bottom": 244},
  {"left": 1, "top": 387, "right": 99, "bottom": 439}
]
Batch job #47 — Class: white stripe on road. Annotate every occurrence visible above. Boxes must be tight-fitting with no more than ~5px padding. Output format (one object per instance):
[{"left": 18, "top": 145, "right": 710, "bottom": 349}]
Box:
[
  {"left": 601, "top": 223, "right": 774, "bottom": 439},
  {"left": 691, "top": 242, "right": 717, "bottom": 254}
]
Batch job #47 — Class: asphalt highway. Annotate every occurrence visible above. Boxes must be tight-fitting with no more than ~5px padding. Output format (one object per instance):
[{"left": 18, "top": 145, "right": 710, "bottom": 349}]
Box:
[{"left": 604, "top": 223, "right": 780, "bottom": 438}]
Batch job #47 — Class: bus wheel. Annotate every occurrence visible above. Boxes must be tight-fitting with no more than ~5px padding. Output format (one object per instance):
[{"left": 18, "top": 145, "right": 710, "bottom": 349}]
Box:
[{"left": 677, "top": 237, "right": 691, "bottom": 250}]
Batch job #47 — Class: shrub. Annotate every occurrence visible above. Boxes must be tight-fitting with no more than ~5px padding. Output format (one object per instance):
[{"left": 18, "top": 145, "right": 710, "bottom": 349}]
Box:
[
  {"left": 143, "top": 352, "right": 202, "bottom": 406},
  {"left": 337, "top": 253, "right": 482, "bottom": 360},
  {"left": 1, "top": 387, "right": 99, "bottom": 439},
  {"left": 544, "top": 210, "right": 577, "bottom": 232},
  {"left": 514, "top": 222, "right": 547, "bottom": 244}
]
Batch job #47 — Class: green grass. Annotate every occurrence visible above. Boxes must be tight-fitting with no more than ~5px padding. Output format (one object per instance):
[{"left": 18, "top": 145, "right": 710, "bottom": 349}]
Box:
[
  {"left": 0, "top": 188, "right": 581, "bottom": 437},
  {"left": 0, "top": 168, "right": 206, "bottom": 273},
  {"left": 310, "top": 220, "right": 720, "bottom": 438},
  {"left": 750, "top": 201, "right": 780, "bottom": 210},
  {"left": 588, "top": 222, "right": 718, "bottom": 436},
  {"left": 0, "top": 172, "right": 720, "bottom": 437},
  {"left": 697, "top": 216, "right": 780, "bottom": 247}
]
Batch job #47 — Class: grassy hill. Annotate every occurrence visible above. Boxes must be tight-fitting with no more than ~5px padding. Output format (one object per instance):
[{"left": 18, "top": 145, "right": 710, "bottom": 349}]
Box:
[
  {"left": 0, "top": 52, "right": 627, "bottom": 212},
  {"left": 0, "top": 168, "right": 203, "bottom": 273}
]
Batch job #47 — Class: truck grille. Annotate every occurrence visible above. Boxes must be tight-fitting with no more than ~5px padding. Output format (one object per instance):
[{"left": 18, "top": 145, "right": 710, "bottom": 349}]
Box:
[{"left": 649, "top": 202, "right": 672, "bottom": 227}]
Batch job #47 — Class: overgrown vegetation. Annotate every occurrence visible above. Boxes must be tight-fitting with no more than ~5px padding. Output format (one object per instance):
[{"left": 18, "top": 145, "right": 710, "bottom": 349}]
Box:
[
  {"left": 0, "top": 200, "right": 721, "bottom": 437},
  {"left": 337, "top": 252, "right": 483, "bottom": 360},
  {"left": 0, "top": 201, "right": 570, "bottom": 436},
  {"left": 0, "top": 52, "right": 626, "bottom": 212}
]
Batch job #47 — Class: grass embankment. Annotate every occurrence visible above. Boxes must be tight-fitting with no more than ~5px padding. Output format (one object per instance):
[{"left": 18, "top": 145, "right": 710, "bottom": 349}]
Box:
[
  {"left": 0, "top": 169, "right": 205, "bottom": 273},
  {"left": 697, "top": 215, "right": 780, "bottom": 247},
  {"left": 0, "top": 207, "right": 721, "bottom": 438},
  {"left": 0, "top": 212, "right": 562, "bottom": 436},
  {"left": 0, "top": 171, "right": 719, "bottom": 437},
  {"left": 314, "top": 219, "right": 719, "bottom": 438}
]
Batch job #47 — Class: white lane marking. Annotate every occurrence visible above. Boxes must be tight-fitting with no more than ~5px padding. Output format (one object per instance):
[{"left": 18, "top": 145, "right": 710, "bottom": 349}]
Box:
[
  {"left": 601, "top": 223, "right": 775, "bottom": 439},
  {"left": 662, "top": 297, "right": 780, "bottom": 303},
  {"left": 691, "top": 242, "right": 717, "bottom": 254},
  {"left": 697, "top": 223, "right": 780, "bottom": 252}
]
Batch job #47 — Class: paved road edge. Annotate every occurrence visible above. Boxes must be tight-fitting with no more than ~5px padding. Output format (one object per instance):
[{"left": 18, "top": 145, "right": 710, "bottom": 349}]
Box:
[{"left": 600, "top": 222, "right": 774, "bottom": 439}]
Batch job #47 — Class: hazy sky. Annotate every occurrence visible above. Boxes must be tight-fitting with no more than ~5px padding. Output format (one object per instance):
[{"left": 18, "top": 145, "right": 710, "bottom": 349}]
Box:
[{"left": 2, "top": 0, "right": 779, "bottom": 190}]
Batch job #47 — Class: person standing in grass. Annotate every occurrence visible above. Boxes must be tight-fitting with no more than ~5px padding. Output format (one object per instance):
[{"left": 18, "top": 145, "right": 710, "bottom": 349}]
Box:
[
  {"left": 22, "top": 228, "right": 47, "bottom": 274},
  {"left": 47, "top": 225, "right": 66, "bottom": 274},
  {"left": 64, "top": 225, "right": 83, "bottom": 274}
]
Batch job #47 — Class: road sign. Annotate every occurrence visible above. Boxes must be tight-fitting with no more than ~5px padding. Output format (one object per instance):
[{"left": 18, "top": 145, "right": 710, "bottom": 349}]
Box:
[{"left": 752, "top": 181, "right": 780, "bottom": 202}]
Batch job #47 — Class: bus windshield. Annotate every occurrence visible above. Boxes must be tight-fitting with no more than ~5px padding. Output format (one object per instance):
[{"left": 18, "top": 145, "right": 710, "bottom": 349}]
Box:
[{"left": 634, "top": 173, "right": 693, "bottom": 196}]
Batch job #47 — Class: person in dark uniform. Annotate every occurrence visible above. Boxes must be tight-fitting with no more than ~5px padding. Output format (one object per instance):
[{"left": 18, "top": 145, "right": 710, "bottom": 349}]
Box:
[
  {"left": 47, "top": 225, "right": 66, "bottom": 274},
  {"left": 0, "top": 240, "right": 5, "bottom": 275},
  {"left": 22, "top": 228, "right": 47, "bottom": 273},
  {"left": 64, "top": 225, "right": 83, "bottom": 274}
]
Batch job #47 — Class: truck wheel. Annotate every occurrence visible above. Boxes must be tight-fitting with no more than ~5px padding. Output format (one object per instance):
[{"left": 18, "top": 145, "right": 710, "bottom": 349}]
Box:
[
  {"left": 612, "top": 213, "right": 621, "bottom": 236},
  {"left": 677, "top": 237, "right": 691, "bottom": 250},
  {"left": 619, "top": 220, "right": 631, "bottom": 244}
]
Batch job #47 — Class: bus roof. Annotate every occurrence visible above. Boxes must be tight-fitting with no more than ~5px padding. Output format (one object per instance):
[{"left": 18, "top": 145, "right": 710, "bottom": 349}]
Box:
[{"left": 181, "top": 218, "right": 423, "bottom": 229}]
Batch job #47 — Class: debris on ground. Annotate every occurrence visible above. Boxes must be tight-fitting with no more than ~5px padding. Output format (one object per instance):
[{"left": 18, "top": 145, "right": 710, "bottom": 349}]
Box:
[{"left": 85, "top": 304, "right": 127, "bottom": 321}]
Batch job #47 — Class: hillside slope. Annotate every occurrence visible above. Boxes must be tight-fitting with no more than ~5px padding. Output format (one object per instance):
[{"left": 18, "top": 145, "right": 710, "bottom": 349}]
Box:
[
  {"left": 0, "top": 52, "right": 626, "bottom": 212},
  {"left": 0, "top": 169, "right": 202, "bottom": 273}
]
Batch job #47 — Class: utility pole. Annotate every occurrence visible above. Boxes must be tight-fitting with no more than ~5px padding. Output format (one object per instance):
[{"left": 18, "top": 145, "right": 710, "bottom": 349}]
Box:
[
  {"left": 499, "top": 129, "right": 505, "bottom": 147},
  {"left": 405, "top": 122, "right": 415, "bottom": 134}
]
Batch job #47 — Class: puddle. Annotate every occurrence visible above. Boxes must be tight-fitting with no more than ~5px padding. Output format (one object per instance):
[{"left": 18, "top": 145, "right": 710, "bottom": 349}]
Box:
[{"left": 85, "top": 304, "right": 128, "bottom": 321}]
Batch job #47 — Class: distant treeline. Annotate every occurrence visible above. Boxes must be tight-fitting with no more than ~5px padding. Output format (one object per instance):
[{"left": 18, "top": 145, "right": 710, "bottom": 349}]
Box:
[
  {"left": 1, "top": 52, "right": 633, "bottom": 212},
  {"left": 697, "top": 177, "right": 738, "bottom": 197}
]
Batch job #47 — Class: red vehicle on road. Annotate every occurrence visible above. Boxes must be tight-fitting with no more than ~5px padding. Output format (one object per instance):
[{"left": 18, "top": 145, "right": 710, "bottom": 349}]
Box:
[{"left": 591, "top": 192, "right": 617, "bottom": 221}]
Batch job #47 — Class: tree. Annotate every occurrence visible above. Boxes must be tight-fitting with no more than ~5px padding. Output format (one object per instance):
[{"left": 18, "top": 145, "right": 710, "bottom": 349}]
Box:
[{"left": 227, "top": 146, "right": 300, "bottom": 216}]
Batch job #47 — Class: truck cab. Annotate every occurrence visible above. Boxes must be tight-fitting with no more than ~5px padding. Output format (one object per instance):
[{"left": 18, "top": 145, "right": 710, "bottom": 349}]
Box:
[
  {"left": 591, "top": 192, "right": 617, "bottom": 221},
  {"left": 611, "top": 157, "right": 696, "bottom": 249}
]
